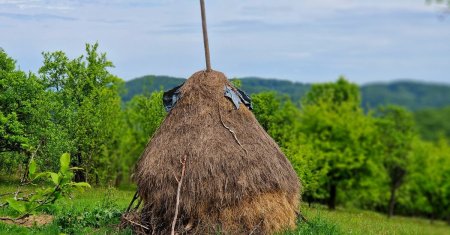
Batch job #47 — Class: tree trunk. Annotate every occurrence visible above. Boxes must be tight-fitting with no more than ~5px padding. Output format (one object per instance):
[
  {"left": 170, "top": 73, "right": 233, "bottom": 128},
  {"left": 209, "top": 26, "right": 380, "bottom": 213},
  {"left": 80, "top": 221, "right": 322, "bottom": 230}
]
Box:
[
  {"left": 20, "top": 162, "right": 30, "bottom": 183},
  {"left": 115, "top": 172, "right": 123, "bottom": 187},
  {"left": 328, "top": 183, "right": 337, "bottom": 210},
  {"left": 74, "top": 152, "right": 86, "bottom": 182},
  {"left": 388, "top": 186, "right": 396, "bottom": 218}
]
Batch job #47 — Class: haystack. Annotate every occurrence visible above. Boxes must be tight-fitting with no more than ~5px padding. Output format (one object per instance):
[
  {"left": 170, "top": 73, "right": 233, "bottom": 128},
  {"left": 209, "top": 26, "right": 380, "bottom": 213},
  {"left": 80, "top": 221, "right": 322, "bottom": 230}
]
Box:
[{"left": 133, "top": 70, "right": 300, "bottom": 234}]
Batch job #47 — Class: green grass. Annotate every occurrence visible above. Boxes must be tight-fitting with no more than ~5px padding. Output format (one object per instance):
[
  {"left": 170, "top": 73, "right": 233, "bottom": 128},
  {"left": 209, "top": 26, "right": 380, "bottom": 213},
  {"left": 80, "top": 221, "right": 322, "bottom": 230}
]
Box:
[
  {"left": 298, "top": 204, "right": 450, "bottom": 235},
  {"left": 0, "top": 185, "right": 135, "bottom": 235},
  {"left": 0, "top": 184, "right": 449, "bottom": 235}
]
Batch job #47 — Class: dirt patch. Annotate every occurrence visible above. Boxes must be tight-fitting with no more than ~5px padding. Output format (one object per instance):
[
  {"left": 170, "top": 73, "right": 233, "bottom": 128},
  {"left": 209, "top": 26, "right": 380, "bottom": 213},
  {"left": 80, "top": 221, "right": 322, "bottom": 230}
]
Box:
[{"left": 0, "top": 214, "right": 54, "bottom": 227}]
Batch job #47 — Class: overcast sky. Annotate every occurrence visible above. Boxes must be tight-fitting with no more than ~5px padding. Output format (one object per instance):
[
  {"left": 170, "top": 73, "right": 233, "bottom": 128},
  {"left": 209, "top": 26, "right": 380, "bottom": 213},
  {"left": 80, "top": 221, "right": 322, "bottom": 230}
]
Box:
[{"left": 1, "top": 0, "right": 449, "bottom": 84}]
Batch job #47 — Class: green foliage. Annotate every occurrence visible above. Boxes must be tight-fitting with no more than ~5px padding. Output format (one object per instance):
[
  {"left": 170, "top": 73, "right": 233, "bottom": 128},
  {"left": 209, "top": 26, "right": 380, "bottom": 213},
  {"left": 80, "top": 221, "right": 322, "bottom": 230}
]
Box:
[
  {"left": 56, "top": 192, "right": 122, "bottom": 234},
  {"left": 404, "top": 138, "right": 450, "bottom": 220},
  {"left": 299, "top": 77, "right": 376, "bottom": 209},
  {"left": 374, "top": 106, "right": 416, "bottom": 216},
  {"left": 117, "top": 92, "right": 166, "bottom": 185},
  {"left": 0, "top": 112, "right": 27, "bottom": 153},
  {"left": 5, "top": 153, "right": 90, "bottom": 217},
  {"left": 38, "top": 43, "right": 124, "bottom": 183},
  {"left": 252, "top": 92, "right": 301, "bottom": 144},
  {"left": 229, "top": 78, "right": 242, "bottom": 88},
  {"left": 414, "top": 106, "right": 450, "bottom": 141},
  {"left": 0, "top": 49, "right": 44, "bottom": 155},
  {"left": 304, "top": 77, "right": 360, "bottom": 106}
]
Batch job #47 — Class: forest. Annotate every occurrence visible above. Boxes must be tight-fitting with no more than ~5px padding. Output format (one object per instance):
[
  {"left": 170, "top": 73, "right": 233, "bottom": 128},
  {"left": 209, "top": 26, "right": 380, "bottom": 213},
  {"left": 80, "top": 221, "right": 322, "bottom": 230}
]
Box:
[{"left": 1, "top": 44, "right": 449, "bottom": 233}]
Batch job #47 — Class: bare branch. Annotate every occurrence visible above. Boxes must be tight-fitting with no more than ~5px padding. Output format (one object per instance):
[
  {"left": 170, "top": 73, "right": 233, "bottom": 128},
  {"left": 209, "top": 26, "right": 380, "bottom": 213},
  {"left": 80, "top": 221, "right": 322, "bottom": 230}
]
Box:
[
  {"left": 122, "top": 216, "right": 150, "bottom": 231},
  {"left": 171, "top": 155, "right": 187, "bottom": 235}
]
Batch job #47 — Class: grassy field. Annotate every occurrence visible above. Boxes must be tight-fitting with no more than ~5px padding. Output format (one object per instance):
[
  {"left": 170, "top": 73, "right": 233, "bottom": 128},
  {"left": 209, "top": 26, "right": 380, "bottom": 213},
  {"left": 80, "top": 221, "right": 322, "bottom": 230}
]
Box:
[
  {"left": 302, "top": 205, "right": 449, "bottom": 235},
  {"left": 0, "top": 185, "right": 448, "bottom": 235}
]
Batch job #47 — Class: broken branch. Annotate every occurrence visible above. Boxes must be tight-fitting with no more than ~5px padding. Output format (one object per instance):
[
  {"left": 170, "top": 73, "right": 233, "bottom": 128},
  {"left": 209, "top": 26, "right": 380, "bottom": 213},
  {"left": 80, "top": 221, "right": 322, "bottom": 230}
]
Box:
[{"left": 171, "top": 155, "right": 187, "bottom": 235}]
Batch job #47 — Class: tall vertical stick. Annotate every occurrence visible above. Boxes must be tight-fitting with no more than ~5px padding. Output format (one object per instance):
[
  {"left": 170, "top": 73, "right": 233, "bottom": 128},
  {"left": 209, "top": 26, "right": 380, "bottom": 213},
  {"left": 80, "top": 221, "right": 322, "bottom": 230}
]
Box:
[{"left": 200, "top": 0, "right": 212, "bottom": 72}]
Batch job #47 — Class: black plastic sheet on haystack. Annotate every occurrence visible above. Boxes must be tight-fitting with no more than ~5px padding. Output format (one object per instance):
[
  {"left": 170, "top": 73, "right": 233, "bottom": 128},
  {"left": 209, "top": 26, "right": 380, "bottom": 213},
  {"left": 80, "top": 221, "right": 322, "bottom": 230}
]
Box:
[
  {"left": 224, "top": 86, "right": 253, "bottom": 110},
  {"left": 163, "top": 83, "right": 184, "bottom": 112},
  {"left": 163, "top": 83, "right": 253, "bottom": 112}
]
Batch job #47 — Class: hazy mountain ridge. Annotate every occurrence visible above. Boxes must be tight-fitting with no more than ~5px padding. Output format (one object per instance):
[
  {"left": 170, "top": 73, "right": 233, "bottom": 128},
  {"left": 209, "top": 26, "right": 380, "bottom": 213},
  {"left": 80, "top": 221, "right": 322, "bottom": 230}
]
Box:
[{"left": 123, "top": 75, "right": 450, "bottom": 111}]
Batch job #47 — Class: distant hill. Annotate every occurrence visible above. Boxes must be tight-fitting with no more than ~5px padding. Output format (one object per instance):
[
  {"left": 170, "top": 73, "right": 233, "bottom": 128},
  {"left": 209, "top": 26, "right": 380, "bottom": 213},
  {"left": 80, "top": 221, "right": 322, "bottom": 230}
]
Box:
[
  {"left": 123, "top": 75, "right": 450, "bottom": 111},
  {"left": 122, "top": 75, "right": 185, "bottom": 102},
  {"left": 231, "top": 77, "right": 311, "bottom": 102},
  {"left": 360, "top": 81, "right": 450, "bottom": 111}
]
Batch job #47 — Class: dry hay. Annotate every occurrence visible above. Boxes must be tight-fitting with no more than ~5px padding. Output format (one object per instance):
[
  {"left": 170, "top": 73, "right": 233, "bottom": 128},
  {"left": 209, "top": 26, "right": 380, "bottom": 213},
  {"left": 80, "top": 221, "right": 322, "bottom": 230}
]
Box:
[{"left": 133, "top": 70, "right": 300, "bottom": 234}]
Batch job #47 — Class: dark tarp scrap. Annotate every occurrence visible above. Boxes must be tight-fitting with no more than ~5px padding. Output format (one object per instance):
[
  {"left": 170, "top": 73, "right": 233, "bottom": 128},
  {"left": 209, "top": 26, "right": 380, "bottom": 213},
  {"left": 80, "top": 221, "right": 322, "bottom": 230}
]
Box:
[
  {"left": 163, "top": 83, "right": 253, "bottom": 112},
  {"left": 224, "top": 86, "right": 253, "bottom": 110},
  {"left": 236, "top": 88, "right": 253, "bottom": 110},
  {"left": 163, "top": 83, "right": 184, "bottom": 112}
]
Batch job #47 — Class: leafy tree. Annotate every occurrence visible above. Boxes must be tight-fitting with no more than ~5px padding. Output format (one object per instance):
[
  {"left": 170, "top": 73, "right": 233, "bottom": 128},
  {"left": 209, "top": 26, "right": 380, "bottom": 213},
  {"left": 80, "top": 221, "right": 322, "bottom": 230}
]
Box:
[
  {"left": 283, "top": 137, "right": 329, "bottom": 206},
  {"left": 374, "top": 106, "right": 415, "bottom": 217},
  {"left": 407, "top": 138, "right": 450, "bottom": 222},
  {"left": 252, "top": 92, "right": 300, "bottom": 144},
  {"left": 252, "top": 91, "right": 315, "bottom": 173},
  {"left": 117, "top": 92, "right": 166, "bottom": 185},
  {"left": 38, "top": 43, "right": 124, "bottom": 184},
  {"left": 300, "top": 77, "right": 376, "bottom": 210},
  {"left": 0, "top": 49, "right": 50, "bottom": 178},
  {"left": 0, "top": 50, "right": 30, "bottom": 153},
  {"left": 252, "top": 92, "right": 328, "bottom": 205}
]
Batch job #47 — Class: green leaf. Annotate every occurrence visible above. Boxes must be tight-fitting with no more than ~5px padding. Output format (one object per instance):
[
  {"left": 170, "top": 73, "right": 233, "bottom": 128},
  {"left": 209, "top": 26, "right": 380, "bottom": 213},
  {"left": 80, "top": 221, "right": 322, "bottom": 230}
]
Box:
[
  {"left": 6, "top": 199, "right": 26, "bottom": 213},
  {"left": 50, "top": 172, "right": 60, "bottom": 185},
  {"left": 29, "top": 159, "right": 37, "bottom": 178},
  {"left": 33, "top": 172, "right": 49, "bottom": 180},
  {"left": 24, "top": 202, "right": 34, "bottom": 214},
  {"left": 60, "top": 153, "right": 70, "bottom": 173}
]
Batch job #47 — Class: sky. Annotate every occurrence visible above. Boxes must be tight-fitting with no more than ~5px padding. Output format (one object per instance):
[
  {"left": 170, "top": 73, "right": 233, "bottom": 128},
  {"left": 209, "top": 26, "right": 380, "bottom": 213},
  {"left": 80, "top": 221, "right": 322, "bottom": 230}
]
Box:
[{"left": 0, "top": 0, "right": 449, "bottom": 84}]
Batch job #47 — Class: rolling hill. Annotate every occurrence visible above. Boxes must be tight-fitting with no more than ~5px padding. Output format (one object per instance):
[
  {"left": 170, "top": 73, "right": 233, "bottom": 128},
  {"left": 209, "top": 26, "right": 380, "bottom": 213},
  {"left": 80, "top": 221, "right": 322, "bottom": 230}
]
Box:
[{"left": 123, "top": 75, "right": 450, "bottom": 111}]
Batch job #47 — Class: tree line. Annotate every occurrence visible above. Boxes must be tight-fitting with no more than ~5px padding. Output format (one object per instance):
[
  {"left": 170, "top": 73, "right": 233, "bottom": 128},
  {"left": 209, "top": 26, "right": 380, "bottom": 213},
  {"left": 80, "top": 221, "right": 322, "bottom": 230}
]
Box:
[
  {"left": 0, "top": 45, "right": 449, "bottom": 222},
  {"left": 250, "top": 81, "right": 449, "bottom": 221}
]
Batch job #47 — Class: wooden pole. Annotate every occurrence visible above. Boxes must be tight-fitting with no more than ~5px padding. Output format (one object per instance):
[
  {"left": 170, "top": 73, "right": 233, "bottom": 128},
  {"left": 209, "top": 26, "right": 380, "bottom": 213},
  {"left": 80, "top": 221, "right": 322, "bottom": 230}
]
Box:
[{"left": 200, "top": 0, "right": 212, "bottom": 72}]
